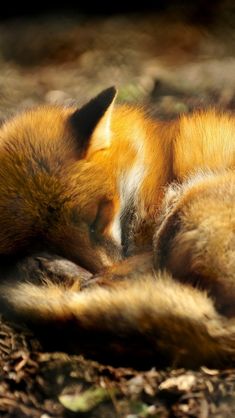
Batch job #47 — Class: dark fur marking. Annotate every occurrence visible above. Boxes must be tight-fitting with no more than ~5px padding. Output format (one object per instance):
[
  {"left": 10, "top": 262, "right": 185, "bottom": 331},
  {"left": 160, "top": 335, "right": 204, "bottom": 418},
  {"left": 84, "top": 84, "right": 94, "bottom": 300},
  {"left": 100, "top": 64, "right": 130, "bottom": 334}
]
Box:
[
  {"left": 70, "top": 86, "right": 116, "bottom": 155},
  {"left": 154, "top": 211, "right": 181, "bottom": 269},
  {"left": 120, "top": 198, "right": 136, "bottom": 257}
]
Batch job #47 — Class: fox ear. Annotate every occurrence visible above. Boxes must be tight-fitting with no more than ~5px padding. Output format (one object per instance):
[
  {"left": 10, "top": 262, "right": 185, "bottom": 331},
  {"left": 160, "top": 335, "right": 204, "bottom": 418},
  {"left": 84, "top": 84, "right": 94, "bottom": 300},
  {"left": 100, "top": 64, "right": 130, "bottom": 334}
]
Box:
[{"left": 70, "top": 86, "right": 117, "bottom": 157}]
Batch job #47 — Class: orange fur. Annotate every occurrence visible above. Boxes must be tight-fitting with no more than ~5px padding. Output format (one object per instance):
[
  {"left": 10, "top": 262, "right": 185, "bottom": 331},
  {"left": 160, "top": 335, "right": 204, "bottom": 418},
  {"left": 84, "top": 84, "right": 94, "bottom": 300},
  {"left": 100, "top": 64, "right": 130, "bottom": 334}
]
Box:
[
  {"left": 174, "top": 111, "right": 235, "bottom": 178},
  {"left": 0, "top": 87, "right": 235, "bottom": 368}
]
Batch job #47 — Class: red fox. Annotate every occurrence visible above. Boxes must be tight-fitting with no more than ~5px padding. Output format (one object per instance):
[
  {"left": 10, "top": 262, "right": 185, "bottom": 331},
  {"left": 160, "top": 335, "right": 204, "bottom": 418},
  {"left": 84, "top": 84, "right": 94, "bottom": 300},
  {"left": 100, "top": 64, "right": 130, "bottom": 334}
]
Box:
[{"left": 1, "top": 87, "right": 235, "bottom": 368}]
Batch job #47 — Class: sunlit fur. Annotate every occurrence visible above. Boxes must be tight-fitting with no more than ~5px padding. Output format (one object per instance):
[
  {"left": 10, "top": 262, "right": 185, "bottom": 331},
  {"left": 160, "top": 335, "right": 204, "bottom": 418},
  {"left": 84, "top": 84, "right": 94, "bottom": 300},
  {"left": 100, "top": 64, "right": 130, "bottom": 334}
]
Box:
[
  {"left": 1, "top": 88, "right": 235, "bottom": 368},
  {"left": 174, "top": 110, "right": 235, "bottom": 179}
]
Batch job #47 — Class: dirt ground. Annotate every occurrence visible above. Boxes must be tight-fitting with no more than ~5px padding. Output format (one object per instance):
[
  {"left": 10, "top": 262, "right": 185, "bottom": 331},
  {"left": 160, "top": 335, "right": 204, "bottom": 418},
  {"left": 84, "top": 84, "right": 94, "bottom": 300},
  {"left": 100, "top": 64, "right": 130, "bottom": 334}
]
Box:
[{"left": 0, "top": 7, "right": 235, "bottom": 417}]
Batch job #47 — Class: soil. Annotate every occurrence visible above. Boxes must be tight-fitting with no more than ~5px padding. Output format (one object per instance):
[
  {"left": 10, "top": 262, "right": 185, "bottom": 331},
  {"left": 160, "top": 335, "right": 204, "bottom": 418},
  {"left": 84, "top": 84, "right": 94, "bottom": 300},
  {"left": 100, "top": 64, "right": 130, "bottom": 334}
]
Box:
[{"left": 0, "top": 7, "right": 235, "bottom": 417}]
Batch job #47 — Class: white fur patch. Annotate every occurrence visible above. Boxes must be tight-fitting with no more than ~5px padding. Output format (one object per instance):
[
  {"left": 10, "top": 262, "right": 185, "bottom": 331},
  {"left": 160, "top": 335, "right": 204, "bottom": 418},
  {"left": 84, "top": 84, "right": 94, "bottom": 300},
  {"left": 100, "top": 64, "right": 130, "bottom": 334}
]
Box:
[
  {"left": 120, "top": 163, "right": 146, "bottom": 209},
  {"left": 108, "top": 163, "right": 145, "bottom": 246},
  {"left": 109, "top": 214, "right": 122, "bottom": 245}
]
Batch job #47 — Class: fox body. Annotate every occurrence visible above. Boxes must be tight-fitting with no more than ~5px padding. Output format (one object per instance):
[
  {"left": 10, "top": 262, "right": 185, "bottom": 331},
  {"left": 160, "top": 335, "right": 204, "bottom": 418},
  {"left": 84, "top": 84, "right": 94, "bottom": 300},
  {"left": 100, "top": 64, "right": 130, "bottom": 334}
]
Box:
[{"left": 1, "top": 87, "right": 235, "bottom": 368}]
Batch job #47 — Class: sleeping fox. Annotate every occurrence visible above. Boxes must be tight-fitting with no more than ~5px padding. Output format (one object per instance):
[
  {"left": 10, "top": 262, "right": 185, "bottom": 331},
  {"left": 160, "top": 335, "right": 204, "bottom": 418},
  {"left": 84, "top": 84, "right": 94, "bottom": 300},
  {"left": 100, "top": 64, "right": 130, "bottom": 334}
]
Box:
[{"left": 1, "top": 86, "right": 235, "bottom": 368}]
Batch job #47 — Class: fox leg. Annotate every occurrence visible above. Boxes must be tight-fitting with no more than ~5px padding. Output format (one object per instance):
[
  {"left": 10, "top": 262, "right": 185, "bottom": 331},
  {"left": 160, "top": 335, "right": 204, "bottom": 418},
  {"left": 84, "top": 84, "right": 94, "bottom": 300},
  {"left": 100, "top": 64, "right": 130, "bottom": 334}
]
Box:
[{"left": 0, "top": 252, "right": 92, "bottom": 290}]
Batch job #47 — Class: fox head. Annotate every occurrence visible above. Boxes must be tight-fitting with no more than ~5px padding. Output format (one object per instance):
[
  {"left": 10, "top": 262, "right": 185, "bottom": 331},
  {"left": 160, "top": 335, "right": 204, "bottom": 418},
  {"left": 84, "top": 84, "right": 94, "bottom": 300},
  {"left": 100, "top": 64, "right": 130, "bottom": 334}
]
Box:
[{"left": 0, "top": 87, "right": 123, "bottom": 272}]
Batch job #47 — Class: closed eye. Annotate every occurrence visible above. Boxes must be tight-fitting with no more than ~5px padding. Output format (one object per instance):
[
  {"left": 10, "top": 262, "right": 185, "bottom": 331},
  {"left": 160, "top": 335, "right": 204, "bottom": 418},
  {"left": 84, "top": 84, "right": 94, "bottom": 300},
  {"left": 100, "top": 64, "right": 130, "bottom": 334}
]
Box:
[{"left": 89, "top": 199, "right": 115, "bottom": 239}]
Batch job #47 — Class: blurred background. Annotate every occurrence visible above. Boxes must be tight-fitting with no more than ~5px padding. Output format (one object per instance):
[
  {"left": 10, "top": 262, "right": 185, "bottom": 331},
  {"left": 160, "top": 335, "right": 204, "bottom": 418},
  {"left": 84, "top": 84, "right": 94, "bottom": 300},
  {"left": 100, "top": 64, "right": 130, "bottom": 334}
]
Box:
[{"left": 0, "top": 1, "right": 234, "bottom": 121}]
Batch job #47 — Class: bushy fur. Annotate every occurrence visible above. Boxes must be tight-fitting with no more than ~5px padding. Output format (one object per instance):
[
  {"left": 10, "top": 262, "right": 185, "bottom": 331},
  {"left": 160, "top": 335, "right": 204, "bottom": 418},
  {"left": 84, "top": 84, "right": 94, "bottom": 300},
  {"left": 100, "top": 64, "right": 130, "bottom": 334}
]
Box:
[{"left": 0, "top": 88, "right": 235, "bottom": 368}]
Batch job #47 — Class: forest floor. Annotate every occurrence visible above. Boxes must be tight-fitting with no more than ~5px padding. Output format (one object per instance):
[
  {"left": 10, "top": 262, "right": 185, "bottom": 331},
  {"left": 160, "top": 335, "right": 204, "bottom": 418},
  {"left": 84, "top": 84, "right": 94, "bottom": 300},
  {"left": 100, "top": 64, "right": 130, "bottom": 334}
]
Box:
[{"left": 0, "top": 8, "right": 235, "bottom": 417}]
